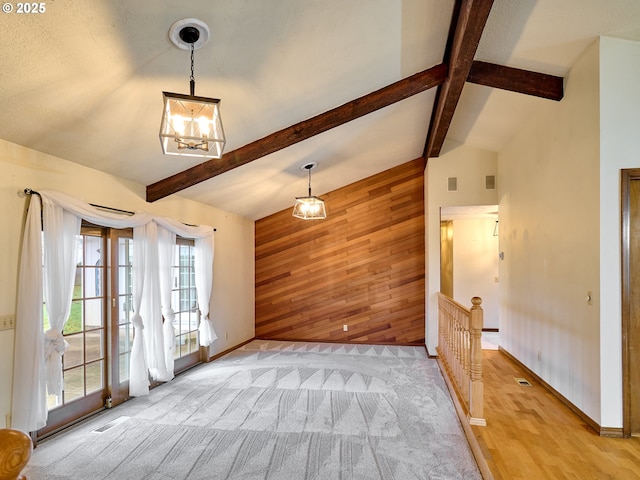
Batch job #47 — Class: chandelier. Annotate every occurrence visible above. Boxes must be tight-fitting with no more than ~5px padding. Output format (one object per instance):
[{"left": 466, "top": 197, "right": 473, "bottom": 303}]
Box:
[
  {"left": 292, "top": 162, "right": 326, "bottom": 220},
  {"left": 159, "top": 19, "right": 226, "bottom": 158}
]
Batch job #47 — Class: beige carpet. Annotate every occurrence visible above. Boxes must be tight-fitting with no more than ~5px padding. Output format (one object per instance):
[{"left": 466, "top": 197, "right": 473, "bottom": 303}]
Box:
[{"left": 24, "top": 340, "right": 481, "bottom": 479}]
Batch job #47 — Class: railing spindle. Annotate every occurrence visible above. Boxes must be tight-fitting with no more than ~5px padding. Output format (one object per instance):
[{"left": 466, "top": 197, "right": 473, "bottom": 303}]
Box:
[{"left": 436, "top": 293, "right": 486, "bottom": 426}]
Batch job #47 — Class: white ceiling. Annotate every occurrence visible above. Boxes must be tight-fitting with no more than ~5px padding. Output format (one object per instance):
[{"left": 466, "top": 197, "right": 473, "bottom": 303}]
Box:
[{"left": 2, "top": 0, "right": 640, "bottom": 220}]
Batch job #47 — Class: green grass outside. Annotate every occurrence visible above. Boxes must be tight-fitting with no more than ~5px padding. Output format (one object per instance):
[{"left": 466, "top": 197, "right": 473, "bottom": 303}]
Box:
[{"left": 43, "top": 284, "right": 83, "bottom": 334}]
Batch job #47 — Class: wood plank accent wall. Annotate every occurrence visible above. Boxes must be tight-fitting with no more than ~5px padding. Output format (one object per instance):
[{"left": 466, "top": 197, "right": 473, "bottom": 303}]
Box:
[{"left": 255, "top": 159, "right": 425, "bottom": 344}]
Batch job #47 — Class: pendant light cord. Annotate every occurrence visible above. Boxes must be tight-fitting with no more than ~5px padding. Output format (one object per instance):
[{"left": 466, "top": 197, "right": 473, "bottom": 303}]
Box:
[{"left": 189, "top": 43, "right": 196, "bottom": 96}]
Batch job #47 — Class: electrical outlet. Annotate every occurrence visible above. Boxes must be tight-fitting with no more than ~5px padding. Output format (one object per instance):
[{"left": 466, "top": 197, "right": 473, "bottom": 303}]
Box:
[{"left": 0, "top": 314, "right": 15, "bottom": 331}]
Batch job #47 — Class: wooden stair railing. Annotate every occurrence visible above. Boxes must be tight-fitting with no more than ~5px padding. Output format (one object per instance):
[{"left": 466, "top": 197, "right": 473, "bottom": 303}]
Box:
[
  {"left": 0, "top": 429, "right": 32, "bottom": 480},
  {"left": 436, "top": 293, "right": 486, "bottom": 426}
]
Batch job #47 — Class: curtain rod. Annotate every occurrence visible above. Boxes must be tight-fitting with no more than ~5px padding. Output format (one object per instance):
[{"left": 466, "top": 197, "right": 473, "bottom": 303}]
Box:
[{"left": 22, "top": 188, "right": 216, "bottom": 231}]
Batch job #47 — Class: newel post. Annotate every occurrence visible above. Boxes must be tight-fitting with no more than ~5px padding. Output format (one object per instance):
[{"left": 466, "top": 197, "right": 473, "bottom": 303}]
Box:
[{"left": 468, "top": 296, "right": 486, "bottom": 426}]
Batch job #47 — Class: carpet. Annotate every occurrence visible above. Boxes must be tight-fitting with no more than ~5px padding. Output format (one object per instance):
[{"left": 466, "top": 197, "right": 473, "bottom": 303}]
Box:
[{"left": 24, "top": 340, "right": 481, "bottom": 479}]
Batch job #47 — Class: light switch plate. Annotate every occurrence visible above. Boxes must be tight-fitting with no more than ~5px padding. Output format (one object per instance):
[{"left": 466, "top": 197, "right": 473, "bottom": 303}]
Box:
[{"left": 0, "top": 314, "right": 15, "bottom": 331}]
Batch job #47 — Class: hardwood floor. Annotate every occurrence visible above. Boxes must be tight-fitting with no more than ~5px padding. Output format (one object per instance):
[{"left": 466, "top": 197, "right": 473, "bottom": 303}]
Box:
[{"left": 472, "top": 349, "right": 640, "bottom": 479}]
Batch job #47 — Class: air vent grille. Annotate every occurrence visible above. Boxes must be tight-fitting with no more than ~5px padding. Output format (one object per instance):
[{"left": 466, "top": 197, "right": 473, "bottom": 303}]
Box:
[
  {"left": 92, "top": 416, "right": 129, "bottom": 433},
  {"left": 486, "top": 175, "right": 496, "bottom": 190}
]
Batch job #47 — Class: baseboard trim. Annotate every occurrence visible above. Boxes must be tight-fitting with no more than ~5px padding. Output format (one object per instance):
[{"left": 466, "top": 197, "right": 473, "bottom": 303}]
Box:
[
  {"left": 498, "top": 347, "right": 622, "bottom": 438},
  {"left": 600, "top": 427, "right": 624, "bottom": 438},
  {"left": 425, "top": 345, "right": 437, "bottom": 358},
  {"left": 207, "top": 337, "right": 255, "bottom": 362},
  {"left": 253, "top": 336, "right": 425, "bottom": 347}
]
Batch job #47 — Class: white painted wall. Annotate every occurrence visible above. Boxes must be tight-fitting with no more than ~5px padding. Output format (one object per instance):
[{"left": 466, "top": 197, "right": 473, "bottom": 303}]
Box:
[
  {"left": 497, "top": 40, "right": 601, "bottom": 423},
  {"left": 425, "top": 143, "right": 498, "bottom": 353},
  {"left": 452, "top": 218, "right": 499, "bottom": 329},
  {"left": 599, "top": 36, "right": 640, "bottom": 428},
  {"left": 0, "top": 140, "right": 255, "bottom": 427}
]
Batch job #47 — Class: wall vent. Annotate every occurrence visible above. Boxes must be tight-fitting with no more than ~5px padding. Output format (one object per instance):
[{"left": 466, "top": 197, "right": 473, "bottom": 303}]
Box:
[
  {"left": 514, "top": 377, "right": 532, "bottom": 387},
  {"left": 447, "top": 177, "right": 458, "bottom": 192},
  {"left": 486, "top": 175, "right": 496, "bottom": 190}
]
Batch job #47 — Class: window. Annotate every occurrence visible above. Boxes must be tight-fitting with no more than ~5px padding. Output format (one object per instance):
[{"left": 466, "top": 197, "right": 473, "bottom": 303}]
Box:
[{"left": 172, "top": 238, "right": 201, "bottom": 372}]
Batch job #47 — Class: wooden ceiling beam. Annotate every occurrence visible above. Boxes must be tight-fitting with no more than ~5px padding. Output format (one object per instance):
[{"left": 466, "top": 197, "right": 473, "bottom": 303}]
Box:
[
  {"left": 147, "top": 63, "right": 447, "bottom": 203},
  {"left": 423, "top": 0, "right": 494, "bottom": 159},
  {"left": 467, "top": 61, "right": 564, "bottom": 100}
]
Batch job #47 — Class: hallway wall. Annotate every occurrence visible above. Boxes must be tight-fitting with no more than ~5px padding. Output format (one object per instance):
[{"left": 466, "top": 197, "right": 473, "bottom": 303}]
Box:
[
  {"left": 497, "top": 40, "right": 601, "bottom": 423},
  {"left": 599, "top": 36, "right": 640, "bottom": 427}
]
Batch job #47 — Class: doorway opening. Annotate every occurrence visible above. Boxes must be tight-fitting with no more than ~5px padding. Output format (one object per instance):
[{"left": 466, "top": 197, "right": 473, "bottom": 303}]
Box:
[
  {"left": 439, "top": 205, "right": 500, "bottom": 341},
  {"left": 621, "top": 168, "right": 640, "bottom": 437}
]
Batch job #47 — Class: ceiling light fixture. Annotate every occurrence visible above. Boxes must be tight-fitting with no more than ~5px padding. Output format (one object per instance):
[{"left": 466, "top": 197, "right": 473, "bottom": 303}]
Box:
[
  {"left": 292, "top": 162, "right": 326, "bottom": 220},
  {"left": 159, "top": 18, "right": 225, "bottom": 158}
]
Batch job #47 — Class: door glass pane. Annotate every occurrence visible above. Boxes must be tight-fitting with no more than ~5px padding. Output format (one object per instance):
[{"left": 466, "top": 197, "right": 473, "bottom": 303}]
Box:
[
  {"left": 64, "top": 300, "right": 83, "bottom": 334},
  {"left": 85, "top": 298, "right": 103, "bottom": 329},
  {"left": 117, "top": 237, "right": 133, "bottom": 386},
  {"left": 85, "top": 330, "right": 103, "bottom": 363},
  {"left": 86, "top": 361, "right": 104, "bottom": 394},
  {"left": 63, "top": 366, "right": 84, "bottom": 403},
  {"left": 64, "top": 333, "right": 84, "bottom": 368},
  {"left": 119, "top": 354, "right": 130, "bottom": 383}
]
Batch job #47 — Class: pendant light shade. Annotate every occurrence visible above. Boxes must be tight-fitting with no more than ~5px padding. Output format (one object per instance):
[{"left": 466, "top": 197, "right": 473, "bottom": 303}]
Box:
[
  {"left": 160, "top": 92, "right": 225, "bottom": 158},
  {"left": 293, "top": 162, "right": 326, "bottom": 220},
  {"left": 160, "top": 19, "right": 226, "bottom": 159}
]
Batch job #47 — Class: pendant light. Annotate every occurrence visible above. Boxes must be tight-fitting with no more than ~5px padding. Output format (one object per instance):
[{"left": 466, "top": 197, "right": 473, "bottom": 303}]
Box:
[
  {"left": 292, "top": 162, "right": 326, "bottom": 220},
  {"left": 159, "top": 18, "right": 226, "bottom": 158}
]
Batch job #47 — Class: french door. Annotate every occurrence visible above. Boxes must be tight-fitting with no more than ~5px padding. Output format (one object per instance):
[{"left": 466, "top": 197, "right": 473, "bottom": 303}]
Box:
[
  {"left": 39, "top": 224, "right": 108, "bottom": 438},
  {"left": 37, "top": 226, "right": 203, "bottom": 439},
  {"left": 109, "top": 228, "right": 134, "bottom": 405},
  {"left": 173, "top": 238, "right": 202, "bottom": 374}
]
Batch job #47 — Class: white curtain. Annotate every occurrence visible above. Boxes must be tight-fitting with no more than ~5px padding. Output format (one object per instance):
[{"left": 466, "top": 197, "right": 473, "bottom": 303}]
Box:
[
  {"left": 41, "top": 199, "right": 81, "bottom": 399},
  {"left": 11, "top": 196, "right": 47, "bottom": 431},
  {"left": 129, "top": 225, "right": 150, "bottom": 397},
  {"left": 158, "top": 226, "right": 177, "bottom": 379},
  {"left": 11, "top": 189, "right": 216, "bottom": 433},
  {"left": 195, "top": 235, "right": 216, "bottom": 346},
  {"left": 138, "top": 222, "right": 171, "bottom": 382}
]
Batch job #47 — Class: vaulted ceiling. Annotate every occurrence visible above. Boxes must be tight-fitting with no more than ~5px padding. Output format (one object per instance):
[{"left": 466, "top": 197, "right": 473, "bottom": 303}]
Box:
[{"left": 2, "top": 0, "right": 640, "bottom": 220}]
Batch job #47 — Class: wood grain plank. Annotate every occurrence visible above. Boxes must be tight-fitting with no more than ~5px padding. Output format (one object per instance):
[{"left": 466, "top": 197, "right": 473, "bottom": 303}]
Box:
[{"left": 255, "top": 159, "right": 425, "bottom": 344}]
